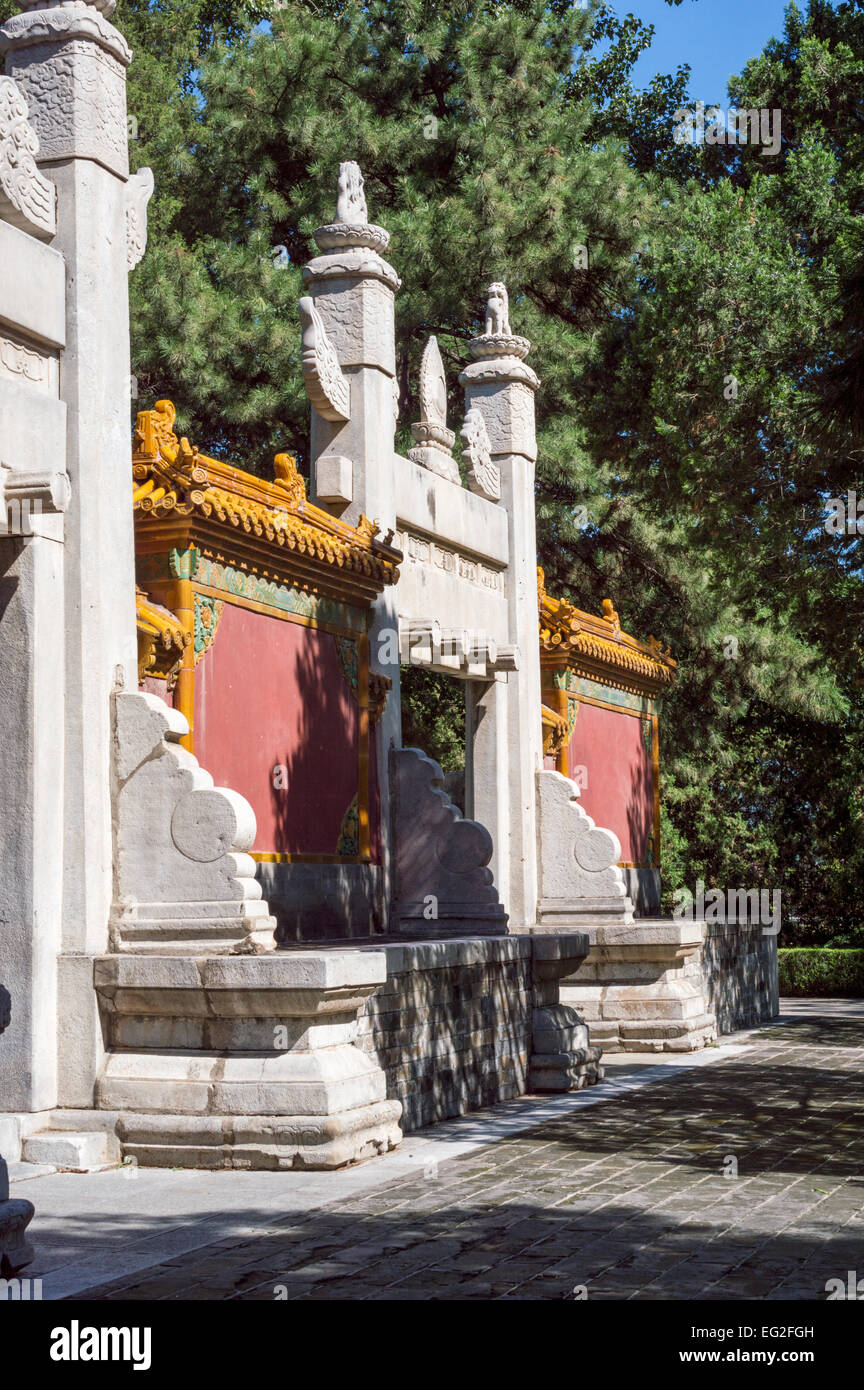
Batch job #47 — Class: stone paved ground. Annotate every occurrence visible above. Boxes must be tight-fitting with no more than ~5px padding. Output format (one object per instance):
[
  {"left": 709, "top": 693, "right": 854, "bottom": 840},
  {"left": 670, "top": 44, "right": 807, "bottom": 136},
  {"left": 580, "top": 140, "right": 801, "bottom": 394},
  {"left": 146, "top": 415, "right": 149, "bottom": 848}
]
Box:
[{"left": 75, "top": 1017, "right": 864, "bottom": 1301}]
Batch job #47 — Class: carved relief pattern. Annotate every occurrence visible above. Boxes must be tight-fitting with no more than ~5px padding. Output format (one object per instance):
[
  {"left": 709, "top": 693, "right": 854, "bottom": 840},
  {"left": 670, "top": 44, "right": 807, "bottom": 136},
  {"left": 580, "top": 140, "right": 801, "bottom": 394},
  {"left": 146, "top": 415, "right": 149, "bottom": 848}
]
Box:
[
  {"left": 335, "top": 635, "right": 359, "bottom": 694},
  {"left": 369, "top": 672, "right": 391, "bottom": 727},
  {"left": 0, "top": 332, "right": 56, "bottom": 391},
  {"left": 508, "top": 383, "right": 537, "bottom": 457},
  {"left": 299, "top": 295, "right": 350, "bottom": 422},
  {"left": 0, "top": 76, "right": 56, "bottom": 236},
  {"left": 567, "top": 695, "right": 579, "bottom": 738},
  {"left": 126, "top": 166, "right": 153, "bottom": 270},
  {"left": 336, "top": 794, "right": 360, "bottom": 856},
  {"left": 193, "top": 594, "right": 223, "bottom": 663},
  {"left": 461, "top": 406, "right": 501, "bottom": 502},
  {"left": 394, "top": 529, "right": 505, "bottom": 595},
  {"left": 9, "top": 43, "right": 129, "bottom": 176}
]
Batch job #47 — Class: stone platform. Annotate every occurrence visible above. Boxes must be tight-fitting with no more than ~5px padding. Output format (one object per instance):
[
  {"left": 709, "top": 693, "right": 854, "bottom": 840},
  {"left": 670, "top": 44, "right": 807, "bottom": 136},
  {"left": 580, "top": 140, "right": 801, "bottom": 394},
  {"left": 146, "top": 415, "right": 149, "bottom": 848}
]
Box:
[
  {"left": 93, "top": 952, "right": 403, "bottom": 1170},
  {"left": 560, "top": 920, "right": 717, "bottom": 1052},
  {"left": 2, "top": 935, "right": 604, "bottom": 1173},
  {"left": 355, "top": 935, "right": 603, "bottom": 1130}
]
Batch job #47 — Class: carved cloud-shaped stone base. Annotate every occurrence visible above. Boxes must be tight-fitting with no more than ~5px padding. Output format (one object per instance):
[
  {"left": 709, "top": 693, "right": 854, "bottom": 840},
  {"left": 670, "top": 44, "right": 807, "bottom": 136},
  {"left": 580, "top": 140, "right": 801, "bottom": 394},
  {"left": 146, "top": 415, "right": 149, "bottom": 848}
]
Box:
[
  {"left": 391, "top": 747, "right": 508, "bottom": 936},
  {"left": 536, "top": 770, "right": 635, "bottom": 926},
  {"left": 110, "top": 691, "right": 276, "bottom": 955}
]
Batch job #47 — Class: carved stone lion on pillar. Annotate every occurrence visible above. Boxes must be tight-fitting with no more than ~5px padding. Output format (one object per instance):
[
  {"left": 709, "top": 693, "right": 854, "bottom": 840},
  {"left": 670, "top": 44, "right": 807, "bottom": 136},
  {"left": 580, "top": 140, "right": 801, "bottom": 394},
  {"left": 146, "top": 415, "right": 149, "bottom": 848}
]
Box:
[{"left": 485, "top": 282, "right": 511, "bottom": 336}]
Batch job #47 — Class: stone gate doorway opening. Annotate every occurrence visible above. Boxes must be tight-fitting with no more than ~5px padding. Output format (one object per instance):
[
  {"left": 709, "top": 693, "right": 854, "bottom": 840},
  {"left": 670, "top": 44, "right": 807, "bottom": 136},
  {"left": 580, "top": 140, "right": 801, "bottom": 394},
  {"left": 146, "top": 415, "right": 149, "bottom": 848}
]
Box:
[{"left": 399, "top": 663, "right": 467, "bottom": 812}]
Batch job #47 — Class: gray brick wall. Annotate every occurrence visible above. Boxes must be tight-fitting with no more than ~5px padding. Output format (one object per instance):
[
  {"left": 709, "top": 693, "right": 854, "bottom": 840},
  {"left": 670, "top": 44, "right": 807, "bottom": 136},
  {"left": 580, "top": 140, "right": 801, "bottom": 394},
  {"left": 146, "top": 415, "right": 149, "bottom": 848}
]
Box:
[
  {"left": 357, "top": 939, "right": 532, "bottom": 1131},
  {"left": 702, "top": 923, "right": 779, "bottom": 1033}
]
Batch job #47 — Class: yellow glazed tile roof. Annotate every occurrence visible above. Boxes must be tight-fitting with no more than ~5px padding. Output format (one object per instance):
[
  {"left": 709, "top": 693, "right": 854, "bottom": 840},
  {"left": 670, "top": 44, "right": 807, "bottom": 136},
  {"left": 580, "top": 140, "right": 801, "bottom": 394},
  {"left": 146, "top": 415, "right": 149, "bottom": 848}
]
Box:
[
  {"left": 132, "top": 400, "right": 401, "bottom": 599},
  {"left": 538, "top": 567, "right": 676, "bottom": 695},
  {"left": 135, "top": 585, "right": 190, "bottom": 685}
]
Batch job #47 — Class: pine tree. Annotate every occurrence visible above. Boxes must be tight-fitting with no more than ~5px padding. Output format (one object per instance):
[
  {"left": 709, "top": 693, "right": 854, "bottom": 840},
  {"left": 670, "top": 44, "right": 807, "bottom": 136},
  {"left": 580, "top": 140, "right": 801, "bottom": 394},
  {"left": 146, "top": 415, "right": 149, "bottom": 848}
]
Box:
[{"left": 121, "top": 0, "right": 646, "bottom": 466}]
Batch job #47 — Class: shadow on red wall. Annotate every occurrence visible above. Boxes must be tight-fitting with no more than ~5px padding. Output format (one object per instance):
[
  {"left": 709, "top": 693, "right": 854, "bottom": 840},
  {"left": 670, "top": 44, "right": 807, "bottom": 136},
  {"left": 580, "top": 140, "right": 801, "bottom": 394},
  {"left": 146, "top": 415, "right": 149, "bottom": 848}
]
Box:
[{"left": 194, "top": 602, "right": 365, "bottom": 857}]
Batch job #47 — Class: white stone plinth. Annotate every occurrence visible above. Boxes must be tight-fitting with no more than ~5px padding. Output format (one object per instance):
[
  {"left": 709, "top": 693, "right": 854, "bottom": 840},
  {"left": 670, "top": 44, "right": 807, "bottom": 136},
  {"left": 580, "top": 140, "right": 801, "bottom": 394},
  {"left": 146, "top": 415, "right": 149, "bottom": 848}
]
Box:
[
  {"left": 560, "top": 919, "right": 717, "bottom": 1052},
  {"left": 93, "top": 952, "right": 403, "bottom": 1169}
]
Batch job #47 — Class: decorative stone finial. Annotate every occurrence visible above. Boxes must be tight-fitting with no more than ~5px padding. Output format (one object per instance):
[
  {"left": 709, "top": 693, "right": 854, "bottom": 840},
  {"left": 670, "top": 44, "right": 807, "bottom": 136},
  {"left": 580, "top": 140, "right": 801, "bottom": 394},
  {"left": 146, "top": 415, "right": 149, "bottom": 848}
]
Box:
[
  {"left": 336, "top": 160, "right": 366, "bottom": 224},
  {"left": 485, "top": 282, "right": 511, "bottom": 336},
  {"left": 468, "top": 280, "right": 531, "bottom": 362},
  {"left": 0, "top": 75, "right": 56, "bottom": 238},
  {"left": 313, "top": 161, "right": 391, "bottom": 256},
  {"left": 461, "top": 406, "right": 500, "bottom": 502},
  {"left": 408, "top": 335, "right": 459, "bottom": 484}
]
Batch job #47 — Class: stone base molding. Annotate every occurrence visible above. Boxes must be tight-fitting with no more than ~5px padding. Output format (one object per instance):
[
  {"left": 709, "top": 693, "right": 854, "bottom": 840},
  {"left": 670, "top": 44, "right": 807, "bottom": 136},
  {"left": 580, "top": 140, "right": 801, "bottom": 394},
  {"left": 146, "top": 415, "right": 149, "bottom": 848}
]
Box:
[
  {"left": 527, "top": 934, "right": 604, "bottom": 1090},
  {"left": 93, "top": 951, "right": 402, "bottom": 1170},
  {"left": 561, "top": 920, "right": 717, "bottom": 1053}
]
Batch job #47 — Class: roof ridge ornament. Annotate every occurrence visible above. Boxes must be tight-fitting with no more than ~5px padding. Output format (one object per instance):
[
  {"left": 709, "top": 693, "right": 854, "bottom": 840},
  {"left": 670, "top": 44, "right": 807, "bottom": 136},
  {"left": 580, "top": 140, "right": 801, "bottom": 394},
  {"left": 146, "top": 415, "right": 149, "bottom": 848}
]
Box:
[{"left": 273, "top": 452, "right": 307, "bottom": 507}]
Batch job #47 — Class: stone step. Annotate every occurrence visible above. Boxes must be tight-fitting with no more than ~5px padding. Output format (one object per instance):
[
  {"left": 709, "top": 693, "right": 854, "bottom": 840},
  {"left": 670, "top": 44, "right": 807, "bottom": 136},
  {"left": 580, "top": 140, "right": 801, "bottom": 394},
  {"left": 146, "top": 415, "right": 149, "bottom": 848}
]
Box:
[{"left": 21, "top": 1129, "right": 121, "bottom": 1172}]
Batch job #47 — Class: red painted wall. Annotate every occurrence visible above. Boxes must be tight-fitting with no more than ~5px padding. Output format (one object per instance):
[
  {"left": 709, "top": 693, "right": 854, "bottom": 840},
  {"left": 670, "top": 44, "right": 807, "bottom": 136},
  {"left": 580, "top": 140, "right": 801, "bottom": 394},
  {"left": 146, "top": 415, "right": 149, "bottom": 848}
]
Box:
[
  {"left": 568, "top": 701, "right": 654, "bottom": 864},
  {"left": 194, "top": 601, "right": 360, "bottom": 855},
  {"left": 141, "top": 675, "right": 173, "bottom": 705}
]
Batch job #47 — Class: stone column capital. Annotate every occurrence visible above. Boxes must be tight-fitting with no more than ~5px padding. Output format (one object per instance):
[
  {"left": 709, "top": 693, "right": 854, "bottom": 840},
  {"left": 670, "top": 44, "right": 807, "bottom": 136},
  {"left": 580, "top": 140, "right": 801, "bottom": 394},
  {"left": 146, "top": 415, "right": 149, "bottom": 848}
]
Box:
[
  {"left": 459, "top": 351, "right": 540, "bottom": 392},
  {"left": 0, "top": 1, "right": 131, "bottom": 65},
  {"left": 1, "top": 0, "right": 131, "bottom": 176},
  {"left": 459, "top": 347, "right": 540, "bottom": 463}
]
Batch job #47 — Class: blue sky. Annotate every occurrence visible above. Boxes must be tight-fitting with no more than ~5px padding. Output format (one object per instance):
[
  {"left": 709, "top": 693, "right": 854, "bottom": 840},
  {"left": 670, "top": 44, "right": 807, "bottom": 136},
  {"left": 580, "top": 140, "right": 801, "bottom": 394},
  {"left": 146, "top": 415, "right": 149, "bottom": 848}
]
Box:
[{"left": 620, "top": 0, "right": 793, "bottom": 102}]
